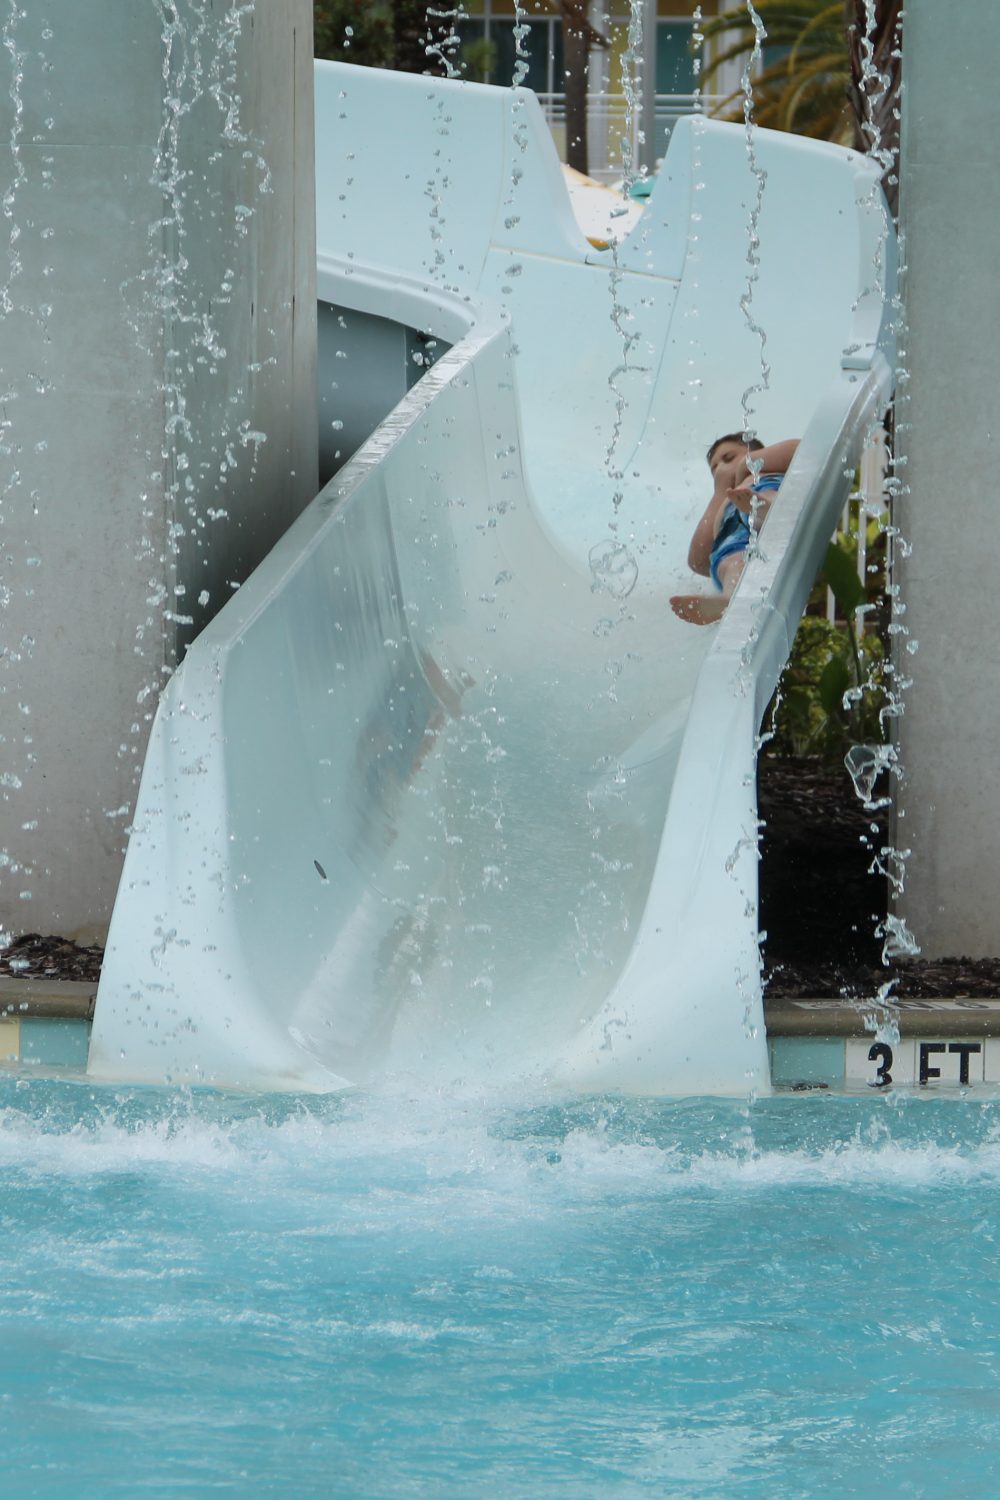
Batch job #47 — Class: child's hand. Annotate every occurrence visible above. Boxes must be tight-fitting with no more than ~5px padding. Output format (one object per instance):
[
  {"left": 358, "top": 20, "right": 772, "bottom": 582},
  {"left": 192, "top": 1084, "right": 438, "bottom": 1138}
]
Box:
[{"left": 713, "top": 458, "right": 743, "bottom": 493}]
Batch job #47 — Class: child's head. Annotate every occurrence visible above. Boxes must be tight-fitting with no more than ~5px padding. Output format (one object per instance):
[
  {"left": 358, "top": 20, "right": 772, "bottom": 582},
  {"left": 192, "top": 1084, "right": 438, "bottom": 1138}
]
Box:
[{"left": 707, "top": 432, "right": 763, "bottom": 477}]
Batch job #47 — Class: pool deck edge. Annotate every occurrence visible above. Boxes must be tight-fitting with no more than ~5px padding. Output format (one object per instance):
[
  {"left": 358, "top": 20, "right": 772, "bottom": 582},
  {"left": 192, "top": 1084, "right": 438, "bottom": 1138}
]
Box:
[
  {"left": 765, "top": 995, "right": 1000, "bottom": 1038},
  {"left": 0, "top": 977, "right": 96, "bottom": 1021},
  {"left": 4, "top": 977, "right": 999, "bottom": 1036},
  {"left": 4, "top": 979, "right": 1000, "bottom": 1089}
]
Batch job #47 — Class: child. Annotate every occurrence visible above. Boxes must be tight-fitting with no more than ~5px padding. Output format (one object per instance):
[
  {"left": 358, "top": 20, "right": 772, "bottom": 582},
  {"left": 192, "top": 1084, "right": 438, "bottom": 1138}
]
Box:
[{"left": 670, "top": 432, "right": 799, "bottom": 625}]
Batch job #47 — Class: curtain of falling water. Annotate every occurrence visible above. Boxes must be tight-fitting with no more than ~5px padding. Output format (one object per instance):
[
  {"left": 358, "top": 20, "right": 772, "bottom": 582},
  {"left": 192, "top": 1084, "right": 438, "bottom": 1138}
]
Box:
[
  {"left": 730, "top": 1, "right": 772, "bottom": 1080},
  {"left": 424, "top": 5, "right": 464, "bottom": 78},
  {"left": 0, "top": 2, "right": 32, "bottom": 942},
  {"left": 586, "top": 0, "right": 642, "bottom": 616},
  {"left": 736, "top": 0, "right": 770, "bottom": 527},
  {"left": 843, "top": 1, "right": 917, "bottom": 983},
  {"left": 146, "top": 1, "right": 273, "bottom": 657},
  {"left": 0, "top": 1, "right": 312, "bottom": 953}
]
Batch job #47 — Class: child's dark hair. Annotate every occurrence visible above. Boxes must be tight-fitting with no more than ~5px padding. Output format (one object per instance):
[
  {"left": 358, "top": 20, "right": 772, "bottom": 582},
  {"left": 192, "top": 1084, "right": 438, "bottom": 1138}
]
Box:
[{"left": 706, "top": 432, "right": 764, "bottom": 463}]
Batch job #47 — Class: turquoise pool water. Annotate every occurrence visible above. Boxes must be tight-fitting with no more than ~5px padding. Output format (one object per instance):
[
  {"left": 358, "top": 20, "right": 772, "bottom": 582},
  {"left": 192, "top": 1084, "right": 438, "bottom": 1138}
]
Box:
[{"left": 3, "top": 1078, "right": 1000, "bottom": 1497}]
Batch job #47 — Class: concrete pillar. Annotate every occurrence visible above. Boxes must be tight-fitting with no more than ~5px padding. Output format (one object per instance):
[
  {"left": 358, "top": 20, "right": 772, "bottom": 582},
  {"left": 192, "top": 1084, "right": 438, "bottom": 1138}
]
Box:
[
  {"left": 895, "top": 2, "right": 1000, "bottom": 956},
  {"left": 0, "top": 0, "right": 317, "bottom": 944}
]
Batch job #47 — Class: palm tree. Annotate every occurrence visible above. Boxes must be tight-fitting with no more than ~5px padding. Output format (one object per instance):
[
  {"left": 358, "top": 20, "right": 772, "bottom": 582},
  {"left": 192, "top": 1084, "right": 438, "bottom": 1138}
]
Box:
[
  {"left": 701, "top": 0, "right": 901, "bottom": 209},
  {"left": 845, "top": 0, "right": 902, "bottom": 213},
  {"left": 701, "top": 0, "right": 905, "bottom": 210},
  {"left": 546, "top": 1, "right": 609, "bottom": 176},
  {"left": 701, "top": 1, "right": 856, "bottom": 143}
]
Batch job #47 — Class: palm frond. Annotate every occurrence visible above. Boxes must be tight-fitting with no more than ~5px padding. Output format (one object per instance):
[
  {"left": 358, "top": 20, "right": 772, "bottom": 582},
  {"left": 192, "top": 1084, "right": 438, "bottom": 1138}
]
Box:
[
  {"left": 779, "top": 74, "right": 850, "bottom": 133},
  {"left": 786, "top": 48, "right": 853, "bottom": 80},
  {"left": 702, "top": 35, "right": 809, "bottom": 84},
  {"left": 708, "top": 85, "right": 793, "bottom": 128},
  {"left": 702, "top": 0, "right": 837, "bottom": 31},
  {"left": 699, "top": 0, "right": 856, "bottom": 146},
  {"left": 787, "top": 5, "right": 847, "bottom": 73}
]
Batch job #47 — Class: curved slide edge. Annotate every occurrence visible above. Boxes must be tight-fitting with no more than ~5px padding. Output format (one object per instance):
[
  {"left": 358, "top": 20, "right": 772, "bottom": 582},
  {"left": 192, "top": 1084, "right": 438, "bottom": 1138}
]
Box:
[{"left": 88, "top": 284, "right": 510, "bottom": 1092}]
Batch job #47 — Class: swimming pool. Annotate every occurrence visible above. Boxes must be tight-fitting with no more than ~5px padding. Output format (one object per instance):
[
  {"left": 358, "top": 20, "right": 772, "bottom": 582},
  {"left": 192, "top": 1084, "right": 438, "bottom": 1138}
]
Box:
[{"left": 3, "top": 1077, "right": 999, "bottom": 1496}]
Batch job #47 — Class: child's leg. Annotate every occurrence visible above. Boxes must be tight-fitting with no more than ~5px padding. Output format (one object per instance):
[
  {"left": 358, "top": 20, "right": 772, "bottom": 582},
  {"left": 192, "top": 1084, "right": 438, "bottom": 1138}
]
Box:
[
  {"left": 669, "top": 483, "right": 777, "bottom": 626},
  {"left": 669, "top": 551, "right": 746, "bottom": 625},
  {"left": 716, "top": 549, "right": 746, "bottom": 599},
  {"left": 670, "top": 591, "right": 724, "bottom": 624}
]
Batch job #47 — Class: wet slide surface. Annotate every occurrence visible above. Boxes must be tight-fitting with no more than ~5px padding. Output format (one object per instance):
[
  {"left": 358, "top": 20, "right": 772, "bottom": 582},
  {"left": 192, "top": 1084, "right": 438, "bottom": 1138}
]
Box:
[{"left": 90, "top": 64, "right": 894, "bottom": 1095}]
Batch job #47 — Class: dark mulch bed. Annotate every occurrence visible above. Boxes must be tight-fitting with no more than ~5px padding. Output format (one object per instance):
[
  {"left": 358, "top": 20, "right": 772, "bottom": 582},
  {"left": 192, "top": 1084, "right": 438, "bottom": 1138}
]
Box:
[
  {"left": 3, "top": 757, "right": 998, "bottom": 1000},
  {"left": 759, "top": 754, "right": 1000, "bottom": 998},
  {"left": 0, "top": 932, "right": 104, "bottom": 984}
]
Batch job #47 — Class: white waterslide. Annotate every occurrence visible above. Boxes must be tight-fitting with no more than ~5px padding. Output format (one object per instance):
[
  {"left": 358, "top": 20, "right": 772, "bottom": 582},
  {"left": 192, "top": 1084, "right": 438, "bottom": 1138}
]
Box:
[{"left": 89, "top": 63, "right": 895, "bottom": 1096}]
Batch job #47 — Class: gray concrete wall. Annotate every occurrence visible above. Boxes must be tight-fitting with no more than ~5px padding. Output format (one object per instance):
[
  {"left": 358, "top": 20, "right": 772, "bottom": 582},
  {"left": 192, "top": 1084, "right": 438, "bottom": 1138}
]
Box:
[
  {"left": 895, "top": 2, "right": 1000, "bottom": 956},
  {"left": 0, "top": 0, "right": 316, "bottom": 944}
]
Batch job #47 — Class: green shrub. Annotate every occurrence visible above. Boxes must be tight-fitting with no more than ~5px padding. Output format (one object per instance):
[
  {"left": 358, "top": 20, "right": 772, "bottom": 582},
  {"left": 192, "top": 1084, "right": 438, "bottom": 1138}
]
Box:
[
  {"left": 764, "top": 527, "right": 888, "bottom": 760},
  {"left": 314, "top": 1, "right": 392, "bottom": 67},
  {"left": 766, "top": 610, "right": 886, "bottom": 758},
  {"left": 460, "top": 37, "right": 498, "bottom": 83}
]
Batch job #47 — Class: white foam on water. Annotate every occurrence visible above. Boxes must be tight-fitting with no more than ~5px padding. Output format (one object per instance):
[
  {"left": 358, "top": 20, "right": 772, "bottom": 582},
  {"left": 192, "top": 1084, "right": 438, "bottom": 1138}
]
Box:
[
  {"left": 2, "top": 1079, "right": 1000, "bottom": 1204},
  {"left": 0, "top": 1099, "right": 247, "bottom": 1175},
  {"left": 3, "top": 1081, "right": 1000, "bottom": 1500}
]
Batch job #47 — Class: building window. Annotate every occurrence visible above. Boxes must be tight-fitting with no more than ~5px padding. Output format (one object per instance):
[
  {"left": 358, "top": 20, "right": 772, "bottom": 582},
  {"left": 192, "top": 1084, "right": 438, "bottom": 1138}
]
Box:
[
  {"left": 455, "top": 7, "right": 561, "bottom": 94},
  {"left": 656, "top": 19, "right": 697, "bottom": 96}
]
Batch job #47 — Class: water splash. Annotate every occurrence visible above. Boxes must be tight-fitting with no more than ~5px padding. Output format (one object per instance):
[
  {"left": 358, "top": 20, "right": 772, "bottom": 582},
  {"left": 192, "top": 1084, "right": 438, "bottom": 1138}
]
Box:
[
  {"left": 126, "top": 0, "right": 273, "bottom": 694},
  {"left": 603, "top": 0, "right": 648, "bottom": 478},
  {"left": 591, "top": 0, "right": 648, "bottom": 618},
  {"left": 850, "top": 5, "right": 913, "bottom": 974},
  {"left": 0, "top": 2, "right": 37, "bottom": 931},
  {"left": 845, "top": 741, "right": 897, "bottom": 808},
  {"left": 616, "top": 0, "right": 645, "bottom": 199},
  {"left": 876, "top": 912, "right": 921, "bottom": 965},
  {"left": 424, "top": 4, "right": 466, "bottom": 80},
  {"left": 0, "top": 0, "right": 26, "bottom": 320},
  {"left": 691, "top": 5, "right": 704, "bottom": 103},
  {"left": 736, "top": 0, "right": 771, "bottom": 501},
  {"left": 588, "top": 539, "right": 638, "bottom": 600},
  {"left": 510, "top": 0, "right": 530, "bottom": 90}
]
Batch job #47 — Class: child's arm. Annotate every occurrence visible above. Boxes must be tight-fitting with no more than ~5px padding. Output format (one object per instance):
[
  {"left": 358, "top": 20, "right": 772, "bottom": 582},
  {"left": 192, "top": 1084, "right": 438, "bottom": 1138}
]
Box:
[
  {"left": 732, "top": 438, "right": 799, "bottom": 487},
  {"left": 687, "top": 490, "right": 727, "bottom": 575},
  {"left": 685, "top": 441, "right": 798, "bottom": 578},
  {"left": 686, "top": 459, "right": 745, "bottom": 574},
  {"left": 721, "top": 481, "right": 756, "bottom": 516}
]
